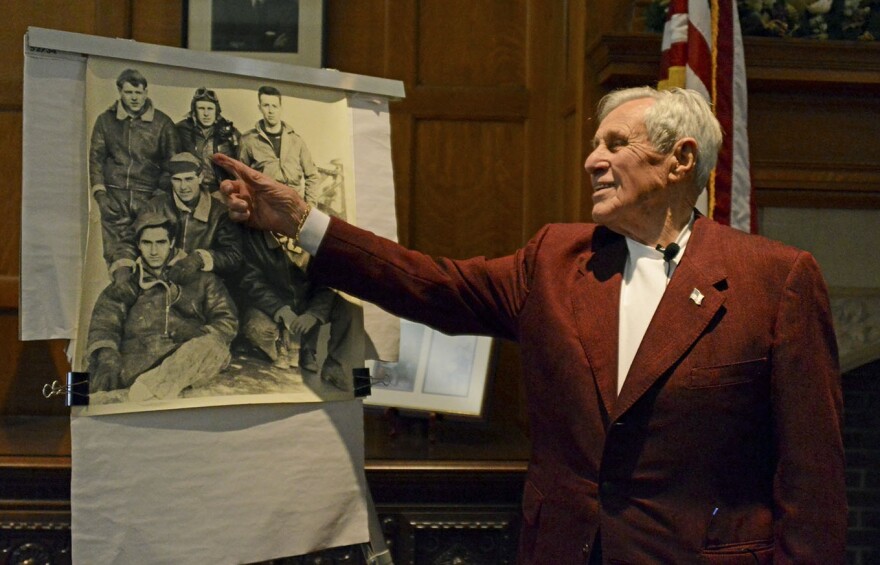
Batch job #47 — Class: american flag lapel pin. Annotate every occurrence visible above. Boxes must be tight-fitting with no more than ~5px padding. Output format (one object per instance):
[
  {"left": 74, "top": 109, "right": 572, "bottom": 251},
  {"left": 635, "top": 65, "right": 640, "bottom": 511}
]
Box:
[{"left": 689, "top": 288, "right": 704, "bottom": 306}]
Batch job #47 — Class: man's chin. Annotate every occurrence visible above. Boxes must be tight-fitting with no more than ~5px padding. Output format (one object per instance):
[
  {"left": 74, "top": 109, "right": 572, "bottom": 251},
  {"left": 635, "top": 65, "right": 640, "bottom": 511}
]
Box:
[{"left": 590, "top": 205, "right": 613, "bottom": 225}]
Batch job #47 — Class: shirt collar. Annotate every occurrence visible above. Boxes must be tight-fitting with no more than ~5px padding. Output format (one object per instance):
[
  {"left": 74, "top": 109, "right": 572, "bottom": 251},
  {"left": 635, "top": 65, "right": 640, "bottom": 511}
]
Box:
[
  {"left": 624, "top": 212, "right": 695, "bottom": 266},
  {"left": 115, "top": 99, "right": 156, "bottom": 122},
  {"left": 173, "top": 189, "right": 212, "bottom": 222}
]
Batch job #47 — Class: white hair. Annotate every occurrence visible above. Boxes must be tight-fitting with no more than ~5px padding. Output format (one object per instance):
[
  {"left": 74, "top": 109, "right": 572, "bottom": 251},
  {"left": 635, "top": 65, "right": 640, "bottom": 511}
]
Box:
[{"left": 597, "top": 87, "right": 723, "bottom": 191}]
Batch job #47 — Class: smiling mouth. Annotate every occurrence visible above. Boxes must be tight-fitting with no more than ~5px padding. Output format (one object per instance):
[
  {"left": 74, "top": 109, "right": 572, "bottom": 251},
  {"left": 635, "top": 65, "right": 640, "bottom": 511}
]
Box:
[{"left": 592, "top": 183, "right": 615, "bottom": 193}]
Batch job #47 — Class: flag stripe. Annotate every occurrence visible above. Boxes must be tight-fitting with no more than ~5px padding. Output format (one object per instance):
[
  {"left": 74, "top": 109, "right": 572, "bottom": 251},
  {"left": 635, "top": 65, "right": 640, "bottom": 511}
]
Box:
[
  {"left": 728, "top": 1, "right": 756, "bottom": 232},
  {"left": 659, "top": 0, "right": 755, "bottom": 233}
]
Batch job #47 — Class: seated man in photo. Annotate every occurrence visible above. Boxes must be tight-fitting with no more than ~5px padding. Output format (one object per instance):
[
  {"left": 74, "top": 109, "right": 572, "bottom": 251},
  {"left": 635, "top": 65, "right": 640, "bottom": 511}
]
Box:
[
  {"left": 85, "top": 211, "right": 238, "bottom": 402},
  {"left": 238, "top": 227, "right": 351, "bottom": 389}
]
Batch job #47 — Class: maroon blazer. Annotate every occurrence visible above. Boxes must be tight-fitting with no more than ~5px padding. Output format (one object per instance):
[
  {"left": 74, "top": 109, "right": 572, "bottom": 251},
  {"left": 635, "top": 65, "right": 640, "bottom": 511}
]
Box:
[{"left": 310, "top": 214, "right": 846, "bottom": 564}]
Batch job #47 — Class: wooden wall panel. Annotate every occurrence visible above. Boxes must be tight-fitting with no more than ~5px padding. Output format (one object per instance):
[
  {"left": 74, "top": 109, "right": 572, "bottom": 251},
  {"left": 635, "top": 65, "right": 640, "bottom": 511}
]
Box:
[
  {"left": 749, "top": 92, "right": 880, "bottom": 166},
  {"left": 749, "top": 91, "right": 880, "bottom": 206},
  {"left": 0, "top": 311, "right": 68, "bottom": 416},
  {"left": 417, "top": 1, "right": 525, "bottom": 87},
  {"left": 325, "top": 0, "right": 388, "bottom": 78},
  {"left": 558, "top": 0, "right": 587, "bottom": 226},
  {"left": 131, "top": 0, "right": 183, "bottom": 47},
  {"left": 521, "top": 1, "right": 570, "bottom": 235},
  {"left": 562, "top": 111, "right": 582, "bottom": 226},
  {"left": 0, "top": 112, "right": 21, "bottom": 288},
  {"left": 412, "top": 120, "right": 524, "bottom": 258},
  {"left": 4, "top": 1, "right": 131, "bottom": 109}
]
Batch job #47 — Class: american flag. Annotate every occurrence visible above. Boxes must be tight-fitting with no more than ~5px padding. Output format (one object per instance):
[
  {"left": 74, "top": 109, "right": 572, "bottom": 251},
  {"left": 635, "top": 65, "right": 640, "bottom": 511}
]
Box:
[{"left": 659, "top": 0, "right": 756, "bottom": 233}]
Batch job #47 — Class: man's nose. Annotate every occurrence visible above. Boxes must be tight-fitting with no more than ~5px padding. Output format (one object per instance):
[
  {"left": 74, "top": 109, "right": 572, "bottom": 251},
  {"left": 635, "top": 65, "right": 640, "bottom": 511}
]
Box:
[{"left": 584, "top": 148, "right": 607, "bottom": 175}]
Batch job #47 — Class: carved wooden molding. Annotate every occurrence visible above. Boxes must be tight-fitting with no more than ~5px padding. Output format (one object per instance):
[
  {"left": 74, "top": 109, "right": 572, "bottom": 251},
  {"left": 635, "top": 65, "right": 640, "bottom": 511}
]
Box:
[
  {"left": 830, "top": 288, "right": 880, "bottom": 374},
  {"left": 752, "top": 162, "right": 880, "bottom": 209},
  {"left": 588, "top": 33, "right": 880, "bottom": 92},
  {"left": 380, "top": 508, "right": 520, "bottom": 565}
]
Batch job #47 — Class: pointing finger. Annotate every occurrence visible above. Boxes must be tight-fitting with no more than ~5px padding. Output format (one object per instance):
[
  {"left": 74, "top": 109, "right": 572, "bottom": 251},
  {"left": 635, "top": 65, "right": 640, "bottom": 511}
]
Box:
[{"left": 212, "top": 153, "right": 254, "bottom": 181}]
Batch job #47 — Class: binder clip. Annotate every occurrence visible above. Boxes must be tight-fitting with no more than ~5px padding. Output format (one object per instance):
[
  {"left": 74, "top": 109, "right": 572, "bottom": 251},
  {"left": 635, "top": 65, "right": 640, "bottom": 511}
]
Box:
[
  {"left": 353, "top": 367, "right": 372, "bottom": 398},
  {"left": 41, "top": 372, "right": 90, "bottom": 407}
]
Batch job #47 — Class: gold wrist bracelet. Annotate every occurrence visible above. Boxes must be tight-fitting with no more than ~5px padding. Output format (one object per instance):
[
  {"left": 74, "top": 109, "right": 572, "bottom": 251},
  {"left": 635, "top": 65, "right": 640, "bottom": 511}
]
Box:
[{"left": 293, "top": 203, "right": 312, "bottom": 245}]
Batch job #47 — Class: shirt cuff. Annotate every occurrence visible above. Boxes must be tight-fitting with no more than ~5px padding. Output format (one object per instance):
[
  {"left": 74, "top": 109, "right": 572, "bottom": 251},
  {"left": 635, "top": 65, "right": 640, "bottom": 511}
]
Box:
[{"left": 298, "top": 208, "right": 331, "bottom": 256}]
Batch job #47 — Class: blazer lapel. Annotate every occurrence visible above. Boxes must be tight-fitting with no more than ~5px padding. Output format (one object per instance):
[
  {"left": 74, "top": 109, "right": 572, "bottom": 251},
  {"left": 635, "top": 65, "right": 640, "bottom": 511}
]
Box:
[
  {"left": 570, "top": 230, "right": 626, "bottom": 419},
  {"left": 613, "top": 220, "right": 728, "bottom": 419}
]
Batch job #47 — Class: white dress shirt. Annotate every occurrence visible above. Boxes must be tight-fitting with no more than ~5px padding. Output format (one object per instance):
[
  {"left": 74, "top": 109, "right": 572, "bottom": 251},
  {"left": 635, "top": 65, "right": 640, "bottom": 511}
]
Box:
[{"left": 617, "top": 217, "right": 693, "bottom": 393}]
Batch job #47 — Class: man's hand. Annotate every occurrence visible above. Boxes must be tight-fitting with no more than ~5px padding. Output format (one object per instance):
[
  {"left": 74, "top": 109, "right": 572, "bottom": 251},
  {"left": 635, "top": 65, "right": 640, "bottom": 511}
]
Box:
[
  {"left": 93, "top": 188, "right": 112, "bottom": 214},
  {"left": 91, "top": 348, "right": 123, "bottom": 392},
  {"left": 274, "top": 307, "right": 319, "bottom": 337},
  {"left": 213, "top": 153, "right": 308, "bottom": 236},
  {"left": 288, "top": 313, "right": 319, "bottom": 337},
  {"left": 274, "top": 305, "right": 297, "bottom": 332},
  {"left": 170, "top": 319, "right": 205, "bottom": 343},
  {"left": 105, "top": 266, "right": 138, "bottom": 305},
  {"left": 166, "top": 253, "right": 204, "bottom": 284}
]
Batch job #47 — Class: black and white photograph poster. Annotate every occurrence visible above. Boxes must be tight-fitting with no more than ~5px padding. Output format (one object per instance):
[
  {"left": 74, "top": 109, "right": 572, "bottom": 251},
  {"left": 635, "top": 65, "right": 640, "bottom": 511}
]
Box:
[{"left": 73, "top": 56, "right": 361, "bottom": 415}]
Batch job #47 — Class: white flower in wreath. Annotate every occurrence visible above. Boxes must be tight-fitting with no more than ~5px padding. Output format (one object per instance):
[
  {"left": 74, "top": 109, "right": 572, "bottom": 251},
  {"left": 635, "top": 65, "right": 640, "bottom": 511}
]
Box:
[{"left": 807, "top": 0, "right": 833, "bottom": 15}]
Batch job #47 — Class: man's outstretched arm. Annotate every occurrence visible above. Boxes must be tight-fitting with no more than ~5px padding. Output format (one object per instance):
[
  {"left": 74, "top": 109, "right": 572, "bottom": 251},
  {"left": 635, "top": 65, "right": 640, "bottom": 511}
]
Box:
[{"left": 213, "top": 153, "right": 529, "bottom": 339}]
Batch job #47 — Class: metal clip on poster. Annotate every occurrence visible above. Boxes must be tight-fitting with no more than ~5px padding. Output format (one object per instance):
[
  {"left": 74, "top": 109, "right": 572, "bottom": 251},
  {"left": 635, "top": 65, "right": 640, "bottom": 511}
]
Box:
[{"left": 41, "top": 372, "right": 90, "bottom": 407}]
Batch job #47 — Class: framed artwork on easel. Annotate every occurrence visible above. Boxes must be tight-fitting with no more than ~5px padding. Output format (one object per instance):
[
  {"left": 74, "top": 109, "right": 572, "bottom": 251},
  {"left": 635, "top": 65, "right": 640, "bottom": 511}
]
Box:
[{"left": 365, "top": 320, "right": 496, "bottom": 420}]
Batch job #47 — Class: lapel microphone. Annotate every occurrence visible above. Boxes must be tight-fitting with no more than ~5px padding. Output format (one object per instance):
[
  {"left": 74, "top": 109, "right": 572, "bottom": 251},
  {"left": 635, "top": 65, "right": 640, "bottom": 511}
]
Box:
[{"left": 655, "top": 242, "right": 681, "bottom": 263}]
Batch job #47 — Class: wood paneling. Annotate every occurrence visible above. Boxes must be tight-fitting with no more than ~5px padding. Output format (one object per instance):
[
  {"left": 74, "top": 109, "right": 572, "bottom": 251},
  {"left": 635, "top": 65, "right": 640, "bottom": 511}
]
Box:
[
  {"left": 417, "top": 1, "right": 526, "bottom": 87},
  {"left": 4, "top": 1, "right": 132, "bottom": 109},
  {"left": 412, "top": 120, "right": 524, "bottom": 258},
  {"left": 0, "top": 313, "right": 69, "bottom": 417},
  {"left": 325, "top": 0, "right": 388, "bottom": 78},
  {"left": 1, "top": 112, "right": 21, "bottom": 285},
  {"left": 131, "top": 0, "right": 182, "bottom": 47}
]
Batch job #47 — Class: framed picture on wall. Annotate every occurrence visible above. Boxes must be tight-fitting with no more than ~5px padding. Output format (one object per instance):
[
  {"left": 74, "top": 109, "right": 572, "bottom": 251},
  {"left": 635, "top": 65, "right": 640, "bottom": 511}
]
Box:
[
  {"left": 365, "top": 320, "right": 496, "bottom": 420},
  {"left": 186, "top": 0, "right": 325, "bottom": 68}
]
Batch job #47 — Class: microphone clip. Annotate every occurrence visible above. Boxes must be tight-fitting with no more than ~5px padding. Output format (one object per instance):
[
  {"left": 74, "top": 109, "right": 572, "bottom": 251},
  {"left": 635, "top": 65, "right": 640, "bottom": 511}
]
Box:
[{"left": 656, "top": 242, "right": 681, "bottom": 263}]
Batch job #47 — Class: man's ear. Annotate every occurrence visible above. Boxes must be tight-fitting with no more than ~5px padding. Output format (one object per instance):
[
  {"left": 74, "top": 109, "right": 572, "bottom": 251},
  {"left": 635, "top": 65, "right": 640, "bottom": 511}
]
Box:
[{"left": 669, "top": 138, "right": 697, "bottom": 182}]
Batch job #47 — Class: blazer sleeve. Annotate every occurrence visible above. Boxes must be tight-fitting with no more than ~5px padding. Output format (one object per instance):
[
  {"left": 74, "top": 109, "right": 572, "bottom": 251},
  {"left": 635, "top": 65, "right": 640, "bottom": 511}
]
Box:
[
  {"left": 308, "top": 217, "right": 542, "bottom": 341},
  {"left": 770, "top": 250, "right": 847, "bottom": 562}
]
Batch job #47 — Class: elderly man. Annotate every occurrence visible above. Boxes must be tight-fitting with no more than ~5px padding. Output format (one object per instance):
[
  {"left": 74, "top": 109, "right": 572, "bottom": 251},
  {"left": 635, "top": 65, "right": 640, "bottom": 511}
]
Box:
[
  {"left": 86, "top": 211, "right": 237, "bottom": 402},
  {"left": 214, "top": 86, "right": 846, "bottom": 564},
  {"left": 176, "top": 87, "right": 241, "bottom": 193},
  {"left": 139, "top": 152, "right": 244, "bottom": 285},
  {"left": 89, "top": 68, "right": 180, "bottom": 276},
  {"left": 237, "top": 85, "right": 319, "bottom": 204}
]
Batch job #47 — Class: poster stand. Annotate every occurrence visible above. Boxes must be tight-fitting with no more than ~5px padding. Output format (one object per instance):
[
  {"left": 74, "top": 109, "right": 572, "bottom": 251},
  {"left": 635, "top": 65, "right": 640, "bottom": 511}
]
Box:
[{"left": 24, "top": 26, "right": 403, "bottom": 564}]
